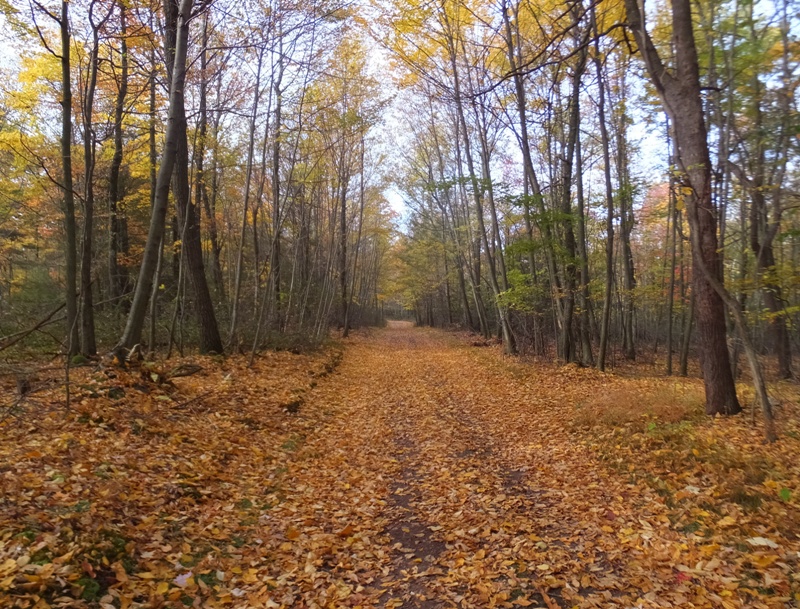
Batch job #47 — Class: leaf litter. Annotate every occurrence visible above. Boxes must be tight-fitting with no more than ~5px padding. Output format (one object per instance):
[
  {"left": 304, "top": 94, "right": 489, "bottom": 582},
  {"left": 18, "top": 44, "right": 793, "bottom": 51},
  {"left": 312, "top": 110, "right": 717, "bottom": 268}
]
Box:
[{"left": 1, "top": 321, "right": 799, "bottom": 608}]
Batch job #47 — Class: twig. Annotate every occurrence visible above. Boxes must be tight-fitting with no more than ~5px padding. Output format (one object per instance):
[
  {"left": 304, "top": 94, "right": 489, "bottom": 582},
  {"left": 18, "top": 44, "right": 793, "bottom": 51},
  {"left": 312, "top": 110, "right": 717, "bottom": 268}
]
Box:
[
  {"left": 173, "top": 390, "right": 213, "bottom": 410},
  {"left": 536, "top": 585, "right": 560, "bottom": 609}
]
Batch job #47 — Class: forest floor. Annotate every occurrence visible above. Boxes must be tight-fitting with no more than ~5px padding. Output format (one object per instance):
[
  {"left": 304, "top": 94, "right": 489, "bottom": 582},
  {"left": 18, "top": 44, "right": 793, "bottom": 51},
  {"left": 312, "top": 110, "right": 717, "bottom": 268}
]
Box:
[{"left": 1, "top": 321, "right": 800, "bottom": 609}]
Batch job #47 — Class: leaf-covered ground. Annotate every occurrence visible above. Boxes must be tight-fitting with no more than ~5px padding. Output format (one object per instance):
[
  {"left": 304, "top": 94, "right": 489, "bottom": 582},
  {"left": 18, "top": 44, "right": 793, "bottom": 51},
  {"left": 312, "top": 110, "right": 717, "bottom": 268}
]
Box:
[{"left": 1, "top": 322, "right": 799, "bottom": 608}]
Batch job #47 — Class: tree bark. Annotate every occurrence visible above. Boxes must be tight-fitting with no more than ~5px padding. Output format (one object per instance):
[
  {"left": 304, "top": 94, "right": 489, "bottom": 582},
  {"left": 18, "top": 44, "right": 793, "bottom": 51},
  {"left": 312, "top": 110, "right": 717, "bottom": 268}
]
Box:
[
  {"left": 557, "top": 14, "right": 586, "bottom": 363},
  {"left": 202, "top": 66, "right": 225, "bottom": 301},
  {"left": 164, "top": 0, "right": 222, "bottom": 354},
  {"left": 338, "top": 144, "right": 350, "bottom": 335},
  {"left": 666, "top": 130, "right": 678, "bottom": 375},
  {"left": 344, "top": 133, "right": 367, "bottom": 337},
  {"left": 594, "top": 21, "right": 614, "bottom": 373},
  {"left": 80, "top": 2, "right": 106, "bottom": 356},
  {"left": 500, "top": 0, "right": 562, "bottom": 348},
  {"left": 109, "top": 0, "right": 129, "bottom": 306},
  {"left": 441, "top": 8, "right": 514, "bottom": 353},
  {"left": 575, "top": 136, "right": 594, "bottom": 366},
  {"left": 271, "top": 49, "right": 285, "bottom": 327},
  {"left": 117, "top": 0, "right": 194, "bottom": 352},
  {"left": 612, "top": 65, "right": 636, "bottom": 361},
  {"left": 59, "top": 0, "right": 79, "bottom": 356}
]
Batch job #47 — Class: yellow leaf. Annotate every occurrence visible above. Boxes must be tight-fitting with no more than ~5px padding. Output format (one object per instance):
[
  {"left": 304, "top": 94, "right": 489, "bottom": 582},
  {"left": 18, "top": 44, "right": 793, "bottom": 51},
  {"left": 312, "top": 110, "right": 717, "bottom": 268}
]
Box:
[
  {"left": 53, "top": 550, "right": 75, "bottom": 565},
  {"left": 717, "top": 516, "right": 737, "bottom": 528},
  {"left": 700, "top": 544, "right": 720, "bottom": 557},
  {"left": 751, "top": 554, "right": 779, "bottom": 568}
]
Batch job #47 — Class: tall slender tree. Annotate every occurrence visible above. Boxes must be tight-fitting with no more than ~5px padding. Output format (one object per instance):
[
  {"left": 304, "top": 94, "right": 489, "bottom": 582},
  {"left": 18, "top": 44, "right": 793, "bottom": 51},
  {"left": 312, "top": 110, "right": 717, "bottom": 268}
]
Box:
[
  {"left": 624, "top": 0, "right": 777, "bottom": 441},
  {"left": 117, "top": 0, "right": 195, "bottom": 353}
]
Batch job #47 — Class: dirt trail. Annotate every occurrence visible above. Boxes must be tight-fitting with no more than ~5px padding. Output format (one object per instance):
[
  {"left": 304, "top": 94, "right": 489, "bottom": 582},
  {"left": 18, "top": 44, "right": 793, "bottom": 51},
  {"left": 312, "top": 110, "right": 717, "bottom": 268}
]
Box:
[{"left": 267, "top": 321, "right": 669, "bottom": 608}]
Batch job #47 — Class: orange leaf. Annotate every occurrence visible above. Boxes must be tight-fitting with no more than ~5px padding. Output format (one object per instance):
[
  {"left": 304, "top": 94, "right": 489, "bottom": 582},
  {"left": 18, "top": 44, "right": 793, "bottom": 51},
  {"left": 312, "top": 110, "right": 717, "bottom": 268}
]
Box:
[{"left": 286, "top": 526, "right": 300, "bottom": 540}]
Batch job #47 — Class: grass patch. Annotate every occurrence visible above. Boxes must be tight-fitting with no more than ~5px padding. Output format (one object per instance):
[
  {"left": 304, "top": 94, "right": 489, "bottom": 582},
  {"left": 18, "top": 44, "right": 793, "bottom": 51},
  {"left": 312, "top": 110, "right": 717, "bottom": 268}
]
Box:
[
  {"left": 572, "top": 382, "right": 704, "bottom": 430},
  {"left": 236, "top": 498, "right": 253, "bottom": 510},
  {"left": 729, "top": 486, "right": 764, "bottom": 512},
  {"left": 281, "top": 435, "right": 302, "bottom": 452},
  {"left": 75, "top": 577, "right": 100, "bottom": 601}
]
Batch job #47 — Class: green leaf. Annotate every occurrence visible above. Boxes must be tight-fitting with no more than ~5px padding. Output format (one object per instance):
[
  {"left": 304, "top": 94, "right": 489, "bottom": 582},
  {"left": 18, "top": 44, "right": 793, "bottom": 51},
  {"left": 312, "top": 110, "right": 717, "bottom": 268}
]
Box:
[
  {"left": 76, "top": 576, "right": 100, "bottom": 601},
  {"left": 779, "top": 487, "right": 791, "bottom": 502}
]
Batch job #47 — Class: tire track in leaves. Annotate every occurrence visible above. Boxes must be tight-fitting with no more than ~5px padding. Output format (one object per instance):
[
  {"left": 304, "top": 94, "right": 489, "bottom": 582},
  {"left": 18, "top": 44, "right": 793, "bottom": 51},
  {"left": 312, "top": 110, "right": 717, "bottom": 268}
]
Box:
[
  {"left": 374, "top": 334, "right": 457, "bottom": 608},
  {"left": 361, "top": 326, "right": 569, "bottom": 608},
  {"left": 371, "top": 334, "right": 570, "bottom": 608},
  {"left": 380, "top": 400, "right": 449, "bottom": 609}
]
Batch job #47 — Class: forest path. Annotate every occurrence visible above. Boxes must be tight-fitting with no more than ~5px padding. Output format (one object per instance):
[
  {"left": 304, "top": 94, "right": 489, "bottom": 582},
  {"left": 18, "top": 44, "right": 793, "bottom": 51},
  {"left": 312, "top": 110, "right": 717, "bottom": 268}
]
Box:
[
  {"left": 270, "top": 321, "right": 668, "bottom": 608},
  {"left": 3, "top": 323, "right": 795, "bottom": 609}
]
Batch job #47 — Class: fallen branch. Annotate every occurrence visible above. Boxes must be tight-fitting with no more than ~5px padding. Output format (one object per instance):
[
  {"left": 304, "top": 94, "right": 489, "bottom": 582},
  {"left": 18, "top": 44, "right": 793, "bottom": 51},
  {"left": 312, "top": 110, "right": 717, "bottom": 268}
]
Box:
[
  {"left": 167, "top": 363, "right": 203, "bottom": 379},
  {"left": 0, "top": 303, "right": 66, "bottom": 352},
  {"left": 173, "top": 390, "right": 214, "bottom": 410}
]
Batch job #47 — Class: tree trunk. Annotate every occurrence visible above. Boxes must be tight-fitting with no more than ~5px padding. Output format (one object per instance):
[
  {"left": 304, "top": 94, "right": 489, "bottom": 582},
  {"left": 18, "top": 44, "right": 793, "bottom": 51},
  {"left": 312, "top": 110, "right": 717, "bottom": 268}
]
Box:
[
  {"left": 109, "top": 0, "right": 129, "bottom": 306},
  {"left": 679, "top": 309, "right": 694, "bottom": 382},
  {"left": 164, "top": 0, "right": 222, "bottom": 354},
  {"left": 666, "top": 135, "right": 678, "bottom": 375},
  {"left": 575, "top": 136, "right": 594, "bottom": 366},
  {"left": 229, "top": 47, "right": 263, "bottom": 347},
  {"left": 344, "top": 133, "right": 367, "bottom": 337},
  {"left": 117, "top": 0, "right": 194, "bottom": 352},
  {"left": 501, "top": 0, "right": 562, "bottom": 347},
  {"left": 613, "top": 68, "right": 636, "bottom": 361},
  {"left": 80, "top": 4, "right": 106, "bottom": 356},
  {"left": 557, "top": 16, "right": 586, "bottom": 363},
  {"left": 271, "top": 51, "right": 285, "bottom": 327},
  {"left": 339, "top": 149, "right": 350, "bottom": 335},
  {"left": 60, "top": 1, "right": 79, "bottom": 356},
  {"left": 442, "top": 9, "right": 514, "bottom": 353},
  {"left": 594, "top": 24, "right": 614, "bottom": 373},
  {"left": 202, "top": 70, "right": 225, "bottom": 301},
  {"left": 194, "top": 12, "right": 222, "bottom": 306},
  {"left": 624, "top": 0, "right": 741, "bottom": 414},
  {"left": 729, "top": 69, "right": 793, "bottom": 379},
  {"left": 145, "top": 11, "right": 159, "bottom": 352}
]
